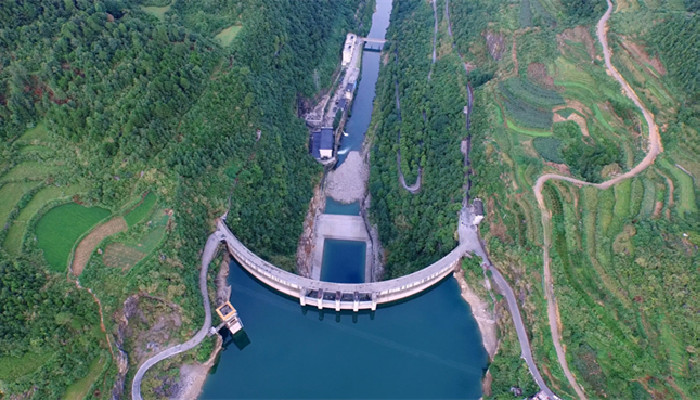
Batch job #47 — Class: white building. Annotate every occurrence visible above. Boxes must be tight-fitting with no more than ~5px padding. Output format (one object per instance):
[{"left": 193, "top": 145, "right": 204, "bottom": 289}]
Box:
[{"left": 342, "top": 33, "right": 356, "bottom": 66}]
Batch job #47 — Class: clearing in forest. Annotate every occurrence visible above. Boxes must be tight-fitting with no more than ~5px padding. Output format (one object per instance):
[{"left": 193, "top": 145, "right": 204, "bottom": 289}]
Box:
[
  {"left": 36, "top": 203, "right": 111, "bottom": 272},
  {"left": 215, "top": 25, "right": 242, "bottom": 47},
  {"left": 71, "top": 217, "right": 127, "bottom": 276},
  {"left": 0, "top": 162, "right": 53, "bottom": 183},
  {"left": 17, "top": 120, "right": 50, "bottom": 143},
  {"left": 141, "top": 1, "right": 172, "bottom": 22},
  {"left": 102, "top": 243, "right": 147, "bottom": 271},
  {"left": 0, "top": 350, "right": 50, "bottom": 383},
  {"left": 103, "top": 207, "right": 170, "bottom": 271}
]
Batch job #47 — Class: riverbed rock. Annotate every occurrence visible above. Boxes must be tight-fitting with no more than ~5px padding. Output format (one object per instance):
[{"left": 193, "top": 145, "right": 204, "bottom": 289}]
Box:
[{"left": 325, "top": 151, "right": 368, "bottom": 203}]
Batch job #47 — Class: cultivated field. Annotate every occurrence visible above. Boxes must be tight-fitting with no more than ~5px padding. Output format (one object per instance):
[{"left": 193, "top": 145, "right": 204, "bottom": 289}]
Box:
[
  {"left": 72, "top": 217, "right": 128, "bottom": 276},
  {"left": 455, "top": 0, "right": 698, "bottom": 397},
  {"left": 36, "top": 203, "right": 111, "bottom": 272},
  {"left": 3, "top": 184, "right": 86, "bottom": 256}
]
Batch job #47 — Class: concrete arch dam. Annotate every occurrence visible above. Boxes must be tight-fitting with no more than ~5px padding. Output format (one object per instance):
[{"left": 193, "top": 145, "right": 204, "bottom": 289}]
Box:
[{"left": 217, "top": 219, "right": 467, "bottom": 312}]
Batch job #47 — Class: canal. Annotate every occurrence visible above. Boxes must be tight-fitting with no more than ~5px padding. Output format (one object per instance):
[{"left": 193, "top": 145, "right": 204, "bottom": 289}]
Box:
[{"left": 200, "top": 1, "right": 488, "bottom": 397}]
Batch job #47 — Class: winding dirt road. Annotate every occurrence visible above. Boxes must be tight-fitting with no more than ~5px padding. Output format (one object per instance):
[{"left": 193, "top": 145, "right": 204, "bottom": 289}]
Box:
[{"left": 533, "top": 1, "right": 662, "bottom": 399}]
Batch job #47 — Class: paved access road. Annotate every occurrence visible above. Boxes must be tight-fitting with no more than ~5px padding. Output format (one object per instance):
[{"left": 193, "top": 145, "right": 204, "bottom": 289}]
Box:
[
  {"left": 131, "top": 233, "right": 220, "bottom": 400},
  {"left": 459, "top": 211, "right": 557, "bottom": 399}
]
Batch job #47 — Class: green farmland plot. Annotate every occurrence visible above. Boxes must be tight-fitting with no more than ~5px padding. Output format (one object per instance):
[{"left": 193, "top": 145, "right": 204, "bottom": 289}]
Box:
[
  {"left": 3, "top": 184, "right": 87, "bottom": 256},
  {"left": 533, "top": 137, "right": 565, "bottom": 163},
  {"left": 124, "top": 192, "right": 157, "bottom": 227},
  {"left": 500, "top": 77, "right": 564, "bottom": 130},
  {"left": 0, "top": 182, "right": 39, "bottom": 226},
  {"left": 657, "top": 158, "right": 697, "bottom": 214},
  {"left": 103, "top": 207, "right": 169, "bottom": 271},
  {"left": 36, "top": 203, "right": 111, "bottom": 272},
  {"left": 0, "top": 162, "right": 54, "bottom": 183},
  {"left": 506, "top": 119, "right": 553, "bottom": 137}
]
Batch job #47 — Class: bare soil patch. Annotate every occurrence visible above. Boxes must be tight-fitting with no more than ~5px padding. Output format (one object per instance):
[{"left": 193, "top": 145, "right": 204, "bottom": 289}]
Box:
[
  {"left": 72, "top": 217, "right": 127, "bottom": 275},
  {"left": 558, "top": 26, "right": 596, "bottom": 61},
  {"left": 545, "top": 162, "right": 571, "bottom": 175},
  {"left": 619, "top": 36, "right": 666, "bottom": 76},
  {"left": 553, "top": 99, "right": 591, "bottom": 116},
  {"left": 483, "top": 30, "right": 505, "bottom": 61},
  {"left": 554, "top": 112, "right": 590, "bottom": 137},
  {"left": 103, "top": 243, "right": 146, "bottom": 271},
  {"left": 527, "top": 63, "right": 554, "bottom": 89},
  {"left": 653, "top": 200, "right": 663, "bottom": 218},
  {"left": 511, "top": 35, "right": 519, "bottom": 74}
]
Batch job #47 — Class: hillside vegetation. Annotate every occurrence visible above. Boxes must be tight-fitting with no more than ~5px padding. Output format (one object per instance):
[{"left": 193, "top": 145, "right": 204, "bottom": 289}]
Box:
[
  {"left": 370, "top": 0, "right": 698, "bottom": 399},
  {"left": 0, "top": 0, "right": 368, "bottom": 397}
]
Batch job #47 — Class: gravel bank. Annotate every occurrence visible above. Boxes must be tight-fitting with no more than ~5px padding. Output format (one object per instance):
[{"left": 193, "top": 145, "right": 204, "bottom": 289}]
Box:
[{"left": 325, "top": 151, "right": 368, "bottom": 203}]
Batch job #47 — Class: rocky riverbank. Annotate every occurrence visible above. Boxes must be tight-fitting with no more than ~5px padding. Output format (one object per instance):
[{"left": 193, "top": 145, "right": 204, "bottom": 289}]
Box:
[
  {"left": 296, "top": 182, "right": 326, "bottom": 278},
  {"left": 325, "top": 151, "right": 369, "bottom": 203},
  {"left": 171, "top": 335, "right": 222, "bottom": 400},
  {"left": 452, "top": 264, "right": 498, "bottom": 359}
]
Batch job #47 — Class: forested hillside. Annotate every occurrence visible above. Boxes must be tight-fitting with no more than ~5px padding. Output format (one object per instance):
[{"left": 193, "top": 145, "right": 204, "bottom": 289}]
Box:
[
  {"left": 0, "top": 0, "right": 366, "bottom": 397},
  {"left": 371, "top": 0, "right": 698, "bottom": 399},
  {"left": 369, "top": 0, "right": 467, "bottom": 278}
]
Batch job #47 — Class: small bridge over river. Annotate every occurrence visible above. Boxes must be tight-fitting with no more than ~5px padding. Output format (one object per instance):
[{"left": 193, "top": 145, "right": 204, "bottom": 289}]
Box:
[
  {"left": 361, "top": 37, "right": 388, "bottom": 52},
  {"left": 216, "top": 212, "right": 469, "bottom": 311}
]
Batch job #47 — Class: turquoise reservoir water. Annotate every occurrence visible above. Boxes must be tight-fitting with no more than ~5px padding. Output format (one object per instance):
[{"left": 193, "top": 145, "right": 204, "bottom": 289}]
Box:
[
  {"left": 324, "top": 197, "right": 360, "bottom": 215},
  {"left": 200, "top": 261, "right": 489, "bottom": 399},
  {"left": 320, "top": 239, "right": 365, "bottom": 283}
]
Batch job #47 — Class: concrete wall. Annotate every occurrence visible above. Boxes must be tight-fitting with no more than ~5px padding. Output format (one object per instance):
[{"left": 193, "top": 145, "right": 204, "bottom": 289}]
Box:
[{"left": 218, "top": 220, "right": 465, "bottom": 311}]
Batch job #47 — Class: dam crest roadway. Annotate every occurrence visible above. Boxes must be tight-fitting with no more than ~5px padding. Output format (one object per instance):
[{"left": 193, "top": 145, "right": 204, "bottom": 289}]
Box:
[{"left": 217, "top": 209, "right": 473, "bottom": 312}]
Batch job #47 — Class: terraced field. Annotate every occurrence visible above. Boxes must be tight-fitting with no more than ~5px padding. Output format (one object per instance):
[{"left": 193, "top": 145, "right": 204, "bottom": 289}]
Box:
[{"left": 452, "top": 0, "right": 698, "bottom": 398}]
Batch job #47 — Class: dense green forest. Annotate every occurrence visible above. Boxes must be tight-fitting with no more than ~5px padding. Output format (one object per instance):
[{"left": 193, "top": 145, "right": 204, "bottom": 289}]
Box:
[
  {"left": 369, "top": 0, "right": 466, "bottom": 278},
  {"left": 371, "top": 0, "right": 697, "bottom": 399},
  {"left": 0, "top": 0, "right": 366, "bottom": 397}
]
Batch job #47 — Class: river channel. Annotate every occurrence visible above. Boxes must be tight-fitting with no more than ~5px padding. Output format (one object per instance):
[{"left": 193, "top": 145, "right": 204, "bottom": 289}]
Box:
[{"left": 200, "top": 1, "right": 488, "bottom": 397}]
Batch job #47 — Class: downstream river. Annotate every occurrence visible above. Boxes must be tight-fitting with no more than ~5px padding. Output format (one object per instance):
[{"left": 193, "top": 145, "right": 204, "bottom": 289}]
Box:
[
  {"left": 201, "top": 1, "right": 487, "bottom": 397},
  {"left": 336, "top": 0, "right": 392, "bottom": 164}
]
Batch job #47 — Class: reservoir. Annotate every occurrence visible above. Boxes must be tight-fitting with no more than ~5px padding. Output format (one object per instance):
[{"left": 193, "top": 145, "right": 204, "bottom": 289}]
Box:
[
  {"left": 201, "top": 1, "right": 488, "bottom": 398},
  {"left": 201, "top": 261, "right": 488, "bottom": 399}
]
